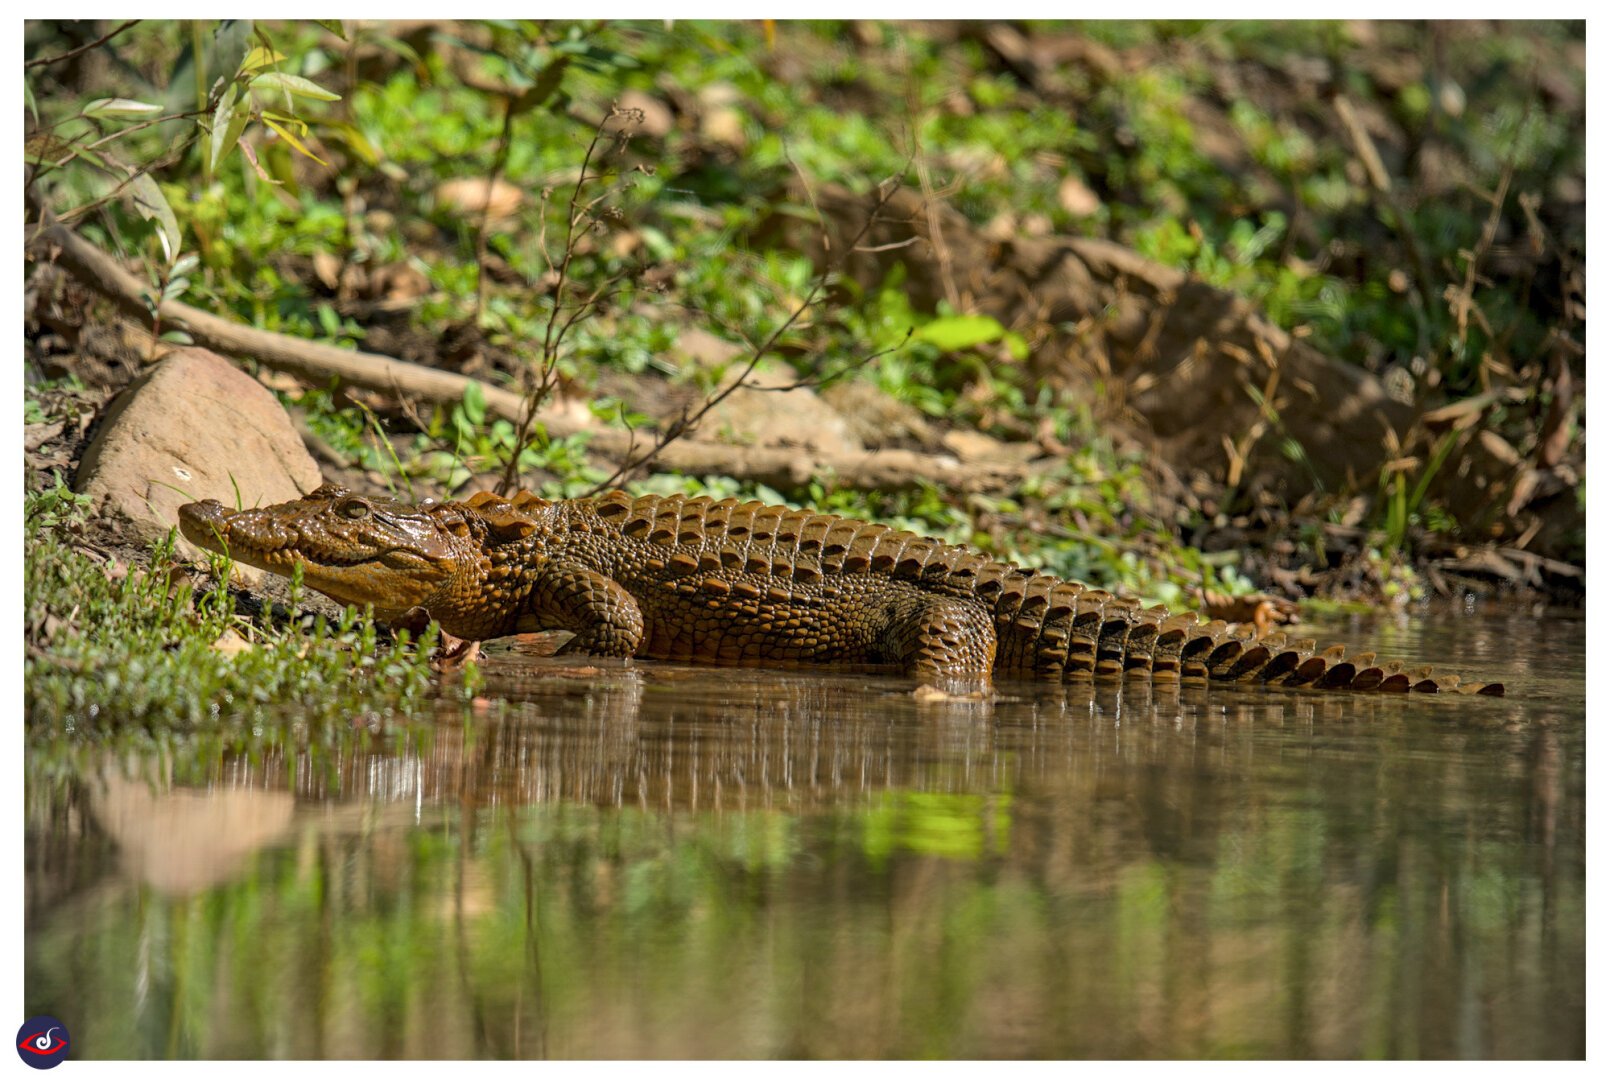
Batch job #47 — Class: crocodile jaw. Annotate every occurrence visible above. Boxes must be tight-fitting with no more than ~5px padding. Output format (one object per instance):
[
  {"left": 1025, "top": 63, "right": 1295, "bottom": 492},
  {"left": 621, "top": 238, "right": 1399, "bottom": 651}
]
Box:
[{"left": 178, "top": 497, "right": 456, "bottom": 619}]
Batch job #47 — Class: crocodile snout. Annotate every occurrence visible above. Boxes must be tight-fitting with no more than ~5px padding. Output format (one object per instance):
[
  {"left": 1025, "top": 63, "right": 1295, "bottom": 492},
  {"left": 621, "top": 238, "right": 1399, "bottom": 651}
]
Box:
[{"left": 178, "top": 499, "right": 232, "bottom": 554}]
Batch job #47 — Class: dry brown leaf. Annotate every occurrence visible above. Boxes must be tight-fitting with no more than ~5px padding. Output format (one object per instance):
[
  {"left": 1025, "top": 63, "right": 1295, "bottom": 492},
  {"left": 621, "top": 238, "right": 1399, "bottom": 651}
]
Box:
[
  {"left": 436, "top": 177, "right": 523, "bottom": 220},
  {"left": 210, "top": 629, "right": 254, "bottom": 656}
]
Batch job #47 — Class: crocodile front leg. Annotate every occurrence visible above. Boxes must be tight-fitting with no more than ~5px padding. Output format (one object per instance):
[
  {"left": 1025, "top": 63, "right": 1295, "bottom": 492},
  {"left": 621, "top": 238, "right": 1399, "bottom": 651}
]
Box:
[{"left": 520, "top": 562, "right": 646, "bottom": 657}]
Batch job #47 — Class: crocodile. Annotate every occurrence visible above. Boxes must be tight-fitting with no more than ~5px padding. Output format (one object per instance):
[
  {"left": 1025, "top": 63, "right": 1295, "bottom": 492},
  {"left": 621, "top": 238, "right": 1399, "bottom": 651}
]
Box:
[{"left": 178, "top": 485, "right": 1504, "bottom": 696}]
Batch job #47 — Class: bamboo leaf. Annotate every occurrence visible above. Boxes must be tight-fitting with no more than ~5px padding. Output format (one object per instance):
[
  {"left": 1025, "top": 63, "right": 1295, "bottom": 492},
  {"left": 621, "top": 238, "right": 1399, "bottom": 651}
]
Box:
[
  {"left": 83, "top": 98, "right": 164, "bottom": 119},
  {"left": 209, "top": 84, "right": 249, "bottom": 174},
  {"left": 320, "top": 120, "right": 379, "bottom": 166},
  {"left": 262, "top": 116, "right": 329, "bottom": 166},
  {"left": 125, "top": 172, "right": 182, "bottom": 265},
  {"left": 240, "top": 46, "right": 287, "bottom": 71},
  {"left": 251, "top": 71, "right": 341, "bottom": 102},
  {"left": 260, "top": 110, "right": 308, "bottom": 136}
]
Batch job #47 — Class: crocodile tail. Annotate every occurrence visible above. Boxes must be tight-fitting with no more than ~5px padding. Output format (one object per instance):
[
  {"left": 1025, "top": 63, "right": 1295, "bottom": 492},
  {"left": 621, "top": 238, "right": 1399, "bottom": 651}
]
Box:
[
  {"left": 995, "top": 585, "right": 1506, "bottom": 697},
  {"left": 1150, "top": 610, "right": 1505, "bottom": 695}
]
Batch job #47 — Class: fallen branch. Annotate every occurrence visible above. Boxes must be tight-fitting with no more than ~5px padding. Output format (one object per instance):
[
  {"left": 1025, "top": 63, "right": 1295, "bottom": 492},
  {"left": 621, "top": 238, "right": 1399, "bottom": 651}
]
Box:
[
  {"left": 28, "top": 221, "right": 576, "bottom": 433},
  {"left": 30, "top": 220, "right": 1029, "bottom": 494},
  {"left": 602, "top": 438, "right": 1028, "bottom": 494}
]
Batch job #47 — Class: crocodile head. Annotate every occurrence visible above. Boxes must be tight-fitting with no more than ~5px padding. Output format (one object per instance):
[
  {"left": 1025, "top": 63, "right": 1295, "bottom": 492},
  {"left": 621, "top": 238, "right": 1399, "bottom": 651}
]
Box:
[{"left": 178, "top": 483, "right": 515, "bottom": 635}]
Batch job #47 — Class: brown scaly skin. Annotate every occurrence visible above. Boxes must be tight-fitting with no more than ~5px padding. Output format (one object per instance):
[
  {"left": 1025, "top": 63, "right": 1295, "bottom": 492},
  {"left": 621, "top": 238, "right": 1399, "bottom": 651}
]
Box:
[{"left": 178, "top": 485, "right": 1505, "bottom": 696}]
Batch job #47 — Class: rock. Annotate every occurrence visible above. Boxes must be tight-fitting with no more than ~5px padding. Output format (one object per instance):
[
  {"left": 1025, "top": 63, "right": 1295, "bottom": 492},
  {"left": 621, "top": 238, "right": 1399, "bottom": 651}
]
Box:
[
  {"left": 1057, "top": 174, "right": 1103, "bottom": 216},
  {"left": 699, "top": 107, "right": 747, "bottom": 150},
  {"left": 670, "top": 325, "right": 746, "bottom": 369},
  {"left": 819, "top": 380, "right": 938, "bottom": 449},
  {"left": 701, "top": 364, "right": 864, "bottom": 456},
  {"left": 435, "top": 176, "right": 522, "bottom": 220},
  {"left": 74, "top": 348, "right": 322, "bottom": 577},
  {"left": 696, "top": 82, "right": 747, "bottom": 149}
]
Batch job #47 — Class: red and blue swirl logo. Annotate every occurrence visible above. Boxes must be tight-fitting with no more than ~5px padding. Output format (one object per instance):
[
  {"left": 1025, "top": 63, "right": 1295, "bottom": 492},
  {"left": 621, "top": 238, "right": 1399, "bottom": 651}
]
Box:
[{"left": 16, "top": 1017, "right": 69, "bottom": 1069}]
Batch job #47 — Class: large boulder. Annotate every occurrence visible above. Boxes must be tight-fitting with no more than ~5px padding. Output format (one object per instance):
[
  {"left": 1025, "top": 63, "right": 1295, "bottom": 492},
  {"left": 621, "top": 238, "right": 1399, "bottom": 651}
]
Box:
[{"left": 74, "top": 348, "right": 321, "bottom": 570}]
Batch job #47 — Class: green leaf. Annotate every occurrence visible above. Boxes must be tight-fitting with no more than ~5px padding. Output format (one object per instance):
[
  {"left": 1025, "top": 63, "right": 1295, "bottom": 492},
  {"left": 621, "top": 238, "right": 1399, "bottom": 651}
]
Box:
[
  {"left": 250, "top": 71, "right": 341, "bottom": 102},
  {"left": 209, "top": 84, "right": 249, "bottom": 174},
  {"left": 125, "top": 172, "right": 182, "bottom": 265},
  {"left": 915, "top": 314, "right": 1005, "bottom": 352},
  {"left": 314, "top": 20, "right": 348, "bottom": 41},
  {"left": 259, "top": 110, "right": 308, "bottom": 136},
  {"left": 462, "top": 382, "right": 487, "bottom": 426},
  {"left": 83, "top": 98, "right": 164, "bottom": 119},
  {"left": 240, "top": 46, "right": 287, "bottom": 72},
  {"left": 372, "top": 35, "right": 426, "bottom": 77},
  {"left": 1002, "top": 331, "right": 1029, "bottom": 363},
  {"left": 24, "top": 80, "right": 37, "bottom": 123},
  {"left": 262, "top": 116, "right": 329, "bottom": 166}
]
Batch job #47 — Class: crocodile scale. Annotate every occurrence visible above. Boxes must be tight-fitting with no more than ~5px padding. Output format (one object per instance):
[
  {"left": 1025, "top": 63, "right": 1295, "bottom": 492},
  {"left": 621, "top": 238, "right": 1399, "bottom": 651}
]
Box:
[{"left": 178, "top": 485, "right": 1504, "bottom": 695}]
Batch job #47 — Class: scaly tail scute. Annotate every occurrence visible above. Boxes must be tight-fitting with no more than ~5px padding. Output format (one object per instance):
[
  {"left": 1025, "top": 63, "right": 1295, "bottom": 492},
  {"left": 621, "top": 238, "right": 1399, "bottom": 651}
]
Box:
[{"left": 992, "top": 579, "right": 1503, "bottom": 695}]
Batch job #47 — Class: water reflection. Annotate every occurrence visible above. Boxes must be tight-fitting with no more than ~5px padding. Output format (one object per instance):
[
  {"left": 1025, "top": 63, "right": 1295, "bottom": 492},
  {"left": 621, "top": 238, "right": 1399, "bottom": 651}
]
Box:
[{"left": 25, "top": 612, "right": 1584, "bottom": 1058}]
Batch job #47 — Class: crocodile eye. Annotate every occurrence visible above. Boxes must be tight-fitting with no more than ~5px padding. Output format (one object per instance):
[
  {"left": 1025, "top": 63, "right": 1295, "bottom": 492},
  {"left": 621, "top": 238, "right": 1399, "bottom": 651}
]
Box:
[{"left": 339, "top": 498, "right": 370, "bottom": 520}]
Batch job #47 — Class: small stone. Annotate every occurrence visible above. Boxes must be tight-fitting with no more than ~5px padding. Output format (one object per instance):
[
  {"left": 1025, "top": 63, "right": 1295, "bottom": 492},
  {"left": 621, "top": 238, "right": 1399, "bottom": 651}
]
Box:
[{"left": 1058, "top": 175, "right": 1103, "bottom": 216}]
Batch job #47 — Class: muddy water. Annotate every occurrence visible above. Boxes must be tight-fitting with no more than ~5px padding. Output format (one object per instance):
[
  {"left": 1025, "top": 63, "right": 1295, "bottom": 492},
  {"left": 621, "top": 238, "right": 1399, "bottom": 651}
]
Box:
[{"left": 25, "top": 610, "right": 1583, "bottom": 1059}]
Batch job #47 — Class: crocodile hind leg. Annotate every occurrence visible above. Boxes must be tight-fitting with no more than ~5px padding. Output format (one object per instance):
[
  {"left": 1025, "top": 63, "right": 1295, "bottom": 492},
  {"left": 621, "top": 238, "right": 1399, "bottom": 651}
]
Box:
[
  {"left": 879, "top": 594, "right": 998, "bottom": 685},
  {"left": 518, "top": 562, "right": 646, "bottom": 657}
]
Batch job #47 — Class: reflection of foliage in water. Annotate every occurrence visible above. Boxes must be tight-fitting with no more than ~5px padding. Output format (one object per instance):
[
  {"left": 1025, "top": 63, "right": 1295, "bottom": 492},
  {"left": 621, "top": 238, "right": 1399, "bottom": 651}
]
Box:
[{"left": 23, "top": 639, "right": 1584, "bottom": 1058}]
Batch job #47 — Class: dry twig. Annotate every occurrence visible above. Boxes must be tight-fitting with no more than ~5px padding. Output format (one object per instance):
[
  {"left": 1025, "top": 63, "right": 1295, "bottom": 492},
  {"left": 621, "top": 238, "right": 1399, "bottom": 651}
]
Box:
[{"left": 584, "top": 171, "right": 914, "bottom": 495}]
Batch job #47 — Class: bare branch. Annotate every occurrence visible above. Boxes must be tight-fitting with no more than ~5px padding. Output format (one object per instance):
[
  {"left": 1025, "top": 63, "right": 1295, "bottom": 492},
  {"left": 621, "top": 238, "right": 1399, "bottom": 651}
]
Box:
[
  {"left": 26, "top": 20, "right": 140, "bottom": 70},
  {"left": 498, "top": 107, "right": 642, "bottom": 495},
  {"left": 854, "top": 236, "right": 923, "bottom": 254},
  {"left": 473, "top": 98, "right": 518, "bottom": 323},
  {"left": 584, "top": 169, "right": 914, "bottom": 494}
]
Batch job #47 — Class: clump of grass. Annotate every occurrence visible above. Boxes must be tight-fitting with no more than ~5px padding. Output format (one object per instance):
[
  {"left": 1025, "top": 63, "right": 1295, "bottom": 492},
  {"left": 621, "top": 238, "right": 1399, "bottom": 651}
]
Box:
[{"left": 24, "top": 485, "right": 448, "bottom": 733}]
